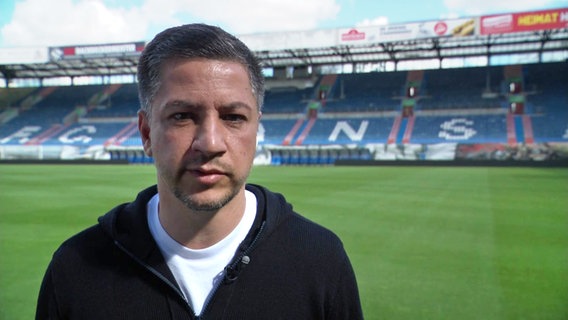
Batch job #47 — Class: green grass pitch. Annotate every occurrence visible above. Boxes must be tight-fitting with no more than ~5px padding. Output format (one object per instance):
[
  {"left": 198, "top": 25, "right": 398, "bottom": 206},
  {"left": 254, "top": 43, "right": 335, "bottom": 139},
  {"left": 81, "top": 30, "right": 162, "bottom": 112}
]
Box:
[{"left": 1, "top": 164, "right": 567, "bottom": 319}]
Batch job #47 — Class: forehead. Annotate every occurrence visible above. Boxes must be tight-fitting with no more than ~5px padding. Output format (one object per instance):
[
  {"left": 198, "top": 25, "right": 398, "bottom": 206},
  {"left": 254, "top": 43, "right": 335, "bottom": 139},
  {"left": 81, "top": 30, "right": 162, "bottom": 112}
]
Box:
[
  {"left": 159, "top": 58, "right": 250, "bottom": 85},
  {"left": 153, "top": 58, "right": 257, "bottom": 108},
  {"left": 157, "top": 59, "right": 256, "bottom": 100}
]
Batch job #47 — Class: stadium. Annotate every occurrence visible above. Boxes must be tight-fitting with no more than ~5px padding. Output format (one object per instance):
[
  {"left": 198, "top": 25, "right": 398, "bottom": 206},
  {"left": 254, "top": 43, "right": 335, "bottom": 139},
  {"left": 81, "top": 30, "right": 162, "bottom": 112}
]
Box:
[{"left": 0, "top": 7, "right": 567, "bottom": 320}]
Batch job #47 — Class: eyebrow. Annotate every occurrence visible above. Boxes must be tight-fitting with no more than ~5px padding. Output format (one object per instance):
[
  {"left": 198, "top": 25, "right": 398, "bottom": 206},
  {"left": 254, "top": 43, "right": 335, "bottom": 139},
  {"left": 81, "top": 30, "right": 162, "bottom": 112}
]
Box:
[
  {"left": 162, "top": 100, "right": 197, "bottom": 110},
  {"left": 162, "top": 100, "right": 255, "bottom": 112},
  {"left": 218, "top": 102, "right": 255, "bottom": 112}
]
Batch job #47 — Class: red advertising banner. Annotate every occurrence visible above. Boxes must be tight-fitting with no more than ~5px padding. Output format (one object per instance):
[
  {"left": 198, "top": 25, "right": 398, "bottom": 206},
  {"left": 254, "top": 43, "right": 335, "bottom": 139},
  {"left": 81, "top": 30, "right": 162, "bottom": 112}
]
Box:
[
  {"left": 480, "top": 8, "right": 568, "bottom": 35},
  {"left": 49, "top": 42, "right": 145, "bottom": 61}
]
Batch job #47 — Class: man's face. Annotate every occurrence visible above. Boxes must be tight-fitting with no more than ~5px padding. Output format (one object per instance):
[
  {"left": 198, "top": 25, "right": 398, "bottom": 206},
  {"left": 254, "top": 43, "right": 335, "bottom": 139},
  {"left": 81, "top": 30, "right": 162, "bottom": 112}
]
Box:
[{"left": 139, "top": 58, "right": 260, "bottom": 212}]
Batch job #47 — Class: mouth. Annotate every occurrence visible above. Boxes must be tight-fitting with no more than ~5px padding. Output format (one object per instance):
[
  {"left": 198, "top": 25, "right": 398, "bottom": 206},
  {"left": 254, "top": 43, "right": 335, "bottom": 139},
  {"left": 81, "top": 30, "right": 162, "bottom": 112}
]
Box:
[
  {"left": 187, "top": 167, "right": 227, "bottom": 184},
  {"left": 190, "top": 164, "right": 226, "bottom": 174}
]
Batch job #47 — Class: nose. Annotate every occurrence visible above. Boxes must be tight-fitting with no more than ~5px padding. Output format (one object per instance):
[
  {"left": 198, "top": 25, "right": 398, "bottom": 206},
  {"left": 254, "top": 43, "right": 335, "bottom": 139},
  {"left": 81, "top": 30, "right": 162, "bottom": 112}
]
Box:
[{"left": 191, "top": 116, "right": 227, "bottom": 157}]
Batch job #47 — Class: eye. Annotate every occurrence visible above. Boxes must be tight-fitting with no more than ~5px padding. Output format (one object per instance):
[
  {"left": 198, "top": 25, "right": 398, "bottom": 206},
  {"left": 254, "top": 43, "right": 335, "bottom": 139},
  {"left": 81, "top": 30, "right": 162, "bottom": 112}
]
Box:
[
  {"left": 222, "top": 113, "right": 247, "bottom": 123},
  {"left": 171, "top": 112, "right": 194, "bottom": 121}
]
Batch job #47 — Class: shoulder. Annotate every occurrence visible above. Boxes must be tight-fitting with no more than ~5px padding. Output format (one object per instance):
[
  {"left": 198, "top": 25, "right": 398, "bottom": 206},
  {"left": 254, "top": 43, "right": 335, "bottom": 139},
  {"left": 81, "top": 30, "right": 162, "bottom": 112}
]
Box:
[
  {"left": 247, "top": 183, "right": 345, "bottom": 248},
  {"left": 50, "top": 224, "right": 113, "bottom": 271},
  {"left": 49, "top": 185, "right": 159, "bottom": 271},
  {"left": 248, "top": 184, "right": 348, "bottom": 262},
  {"left": 282, "top": 210, "right": 346, "bottom": 255}
]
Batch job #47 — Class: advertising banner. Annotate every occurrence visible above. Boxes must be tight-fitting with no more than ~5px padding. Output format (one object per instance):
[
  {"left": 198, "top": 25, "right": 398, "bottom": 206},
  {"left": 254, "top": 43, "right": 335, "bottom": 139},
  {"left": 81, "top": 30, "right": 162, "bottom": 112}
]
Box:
[
  {"left": 242, "top": 9, "right": 567, "bottom": 51},
  {"left": 480, "top": 8, "right": 568, "bottom": 35},
  {"left": 49, "top": 42, "right": 145, "bottom": 61},
  {"left": 337, "top": 18, "right": 477, "bottom": 45}
]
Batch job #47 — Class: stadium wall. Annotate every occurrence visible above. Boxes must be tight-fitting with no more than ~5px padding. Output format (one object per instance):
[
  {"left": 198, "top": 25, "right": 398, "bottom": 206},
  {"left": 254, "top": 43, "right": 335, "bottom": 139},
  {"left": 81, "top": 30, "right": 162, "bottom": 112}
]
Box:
[{"left": 1, "top": 143, "right": 567, "bottom": 167}]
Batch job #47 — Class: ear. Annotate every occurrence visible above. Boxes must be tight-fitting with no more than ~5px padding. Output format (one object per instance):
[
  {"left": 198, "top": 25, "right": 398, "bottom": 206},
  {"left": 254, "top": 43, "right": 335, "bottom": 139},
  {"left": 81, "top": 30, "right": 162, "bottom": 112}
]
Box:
[
  {"left": 138, "top": 111, "right": 153, "bottom": 157},
  {"left": 256, "top": 111, "right": 262, "bottom": 148}
]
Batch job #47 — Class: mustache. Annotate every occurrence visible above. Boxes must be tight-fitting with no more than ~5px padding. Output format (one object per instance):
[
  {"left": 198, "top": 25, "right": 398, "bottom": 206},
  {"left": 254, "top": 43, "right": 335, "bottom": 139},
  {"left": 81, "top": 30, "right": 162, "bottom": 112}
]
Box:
[{"left": 181, "top": 155, "right": 230, "bottom": 173}]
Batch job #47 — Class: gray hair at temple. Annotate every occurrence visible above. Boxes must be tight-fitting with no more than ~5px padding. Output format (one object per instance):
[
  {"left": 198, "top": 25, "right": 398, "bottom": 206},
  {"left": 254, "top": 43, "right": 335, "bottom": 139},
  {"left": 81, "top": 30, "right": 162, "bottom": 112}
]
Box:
[{"left": 136, "top": 23, "right": 265, "bottom": 116}]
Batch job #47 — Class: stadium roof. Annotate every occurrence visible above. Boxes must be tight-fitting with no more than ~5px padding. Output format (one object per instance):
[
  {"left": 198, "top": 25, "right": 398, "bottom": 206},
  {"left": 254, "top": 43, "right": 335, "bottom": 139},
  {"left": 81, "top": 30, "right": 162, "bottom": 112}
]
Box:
[
  {"left": 1, "top": 7, "right": 567, "bottom": 83},
  {"left": 0, "top": 42, "right": 144, "bottom": 81},
  {"left": 0, "top": 53, "right": 140, "bottom": 81},
  {"left": 2, "top": 29, "right": 566, "bottom": 82},
  {"left": 256, "top": 29, "right": 568, "bottom": 68}
]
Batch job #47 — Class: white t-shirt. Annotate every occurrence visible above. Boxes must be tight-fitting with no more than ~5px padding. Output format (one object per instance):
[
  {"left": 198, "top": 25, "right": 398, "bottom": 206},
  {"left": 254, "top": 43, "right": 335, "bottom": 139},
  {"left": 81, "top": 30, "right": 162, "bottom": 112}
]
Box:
[{"left": 147, "top": 191, "right": 257, "bottom": 315}]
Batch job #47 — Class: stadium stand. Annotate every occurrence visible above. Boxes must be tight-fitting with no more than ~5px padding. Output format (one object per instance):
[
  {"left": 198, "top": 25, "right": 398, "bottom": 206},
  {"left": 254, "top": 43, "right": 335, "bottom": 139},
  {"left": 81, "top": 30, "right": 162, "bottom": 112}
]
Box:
[
  {"left": 262, "top": 86, "right": 314, "bottom": 114},
  {"left": 1, "top": 7, "right": 566, "bottom": 163},
  {"left": 323, "top": 71, "right": 406, "bottom": 113},
  {"left": 1, "top": 61, "right": 567, "bottom": 163},
  {"left": 84, "top": 84, "right": 139, "bottom": 119},
  {"left": 418, "top": 66, "right": 503, "bottom": 110},
  {"left": 523, "top": 62, "right": 568, "bottom": 143}
]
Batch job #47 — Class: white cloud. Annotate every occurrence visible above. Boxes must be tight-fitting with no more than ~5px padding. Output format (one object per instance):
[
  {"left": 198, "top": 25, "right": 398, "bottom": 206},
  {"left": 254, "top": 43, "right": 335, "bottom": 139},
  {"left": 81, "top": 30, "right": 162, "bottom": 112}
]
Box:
[
  {"left": 1, "top": 0, "right": 152, "bottom": 47},
  {"left": 356, "top": 16, "right": 389, "bottom": 27},
  {"left": 1, "top": 0, "right": 341, "bottom": 47},
  {"left": 168, "top": 0, "right": 341, "bottom": 34}
]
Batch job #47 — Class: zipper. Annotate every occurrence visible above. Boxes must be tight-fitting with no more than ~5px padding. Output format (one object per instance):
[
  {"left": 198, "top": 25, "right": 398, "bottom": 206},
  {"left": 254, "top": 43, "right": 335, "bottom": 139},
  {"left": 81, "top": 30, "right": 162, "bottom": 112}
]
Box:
[
  {"left": 198, "top": 220, "right": 267, "bottom": 317},
  {"left": 113, "top": 220, "right": 267, "bottom": 319},
  {"left": 113, "top": 240, "right": 198, "bottom": 318},
  {"left": 226, "top": 220, "right": 267, "bottom": 277}
]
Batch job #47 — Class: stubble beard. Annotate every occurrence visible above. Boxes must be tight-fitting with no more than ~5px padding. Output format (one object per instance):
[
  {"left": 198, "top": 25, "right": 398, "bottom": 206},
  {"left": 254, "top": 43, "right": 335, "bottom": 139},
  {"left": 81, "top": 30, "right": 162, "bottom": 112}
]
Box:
[
  {"left": 158, "top": 153, "right": 253, "bottom": 213},
  {"left": 171, "top": 166, "right": 249, "bottom": 213},
  {"left": 172, "top": 185, "right": 240, "bottom": 213}
]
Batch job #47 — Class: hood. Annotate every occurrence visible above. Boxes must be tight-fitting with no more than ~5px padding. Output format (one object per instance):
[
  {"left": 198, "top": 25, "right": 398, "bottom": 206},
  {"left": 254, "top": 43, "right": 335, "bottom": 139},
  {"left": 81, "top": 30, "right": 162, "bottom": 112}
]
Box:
[
  {"left": 97, "top": 184, "right": 294, "bottom": 261},
  {"left": 98, "top": 185, "right": 160, "bottom": 261}
]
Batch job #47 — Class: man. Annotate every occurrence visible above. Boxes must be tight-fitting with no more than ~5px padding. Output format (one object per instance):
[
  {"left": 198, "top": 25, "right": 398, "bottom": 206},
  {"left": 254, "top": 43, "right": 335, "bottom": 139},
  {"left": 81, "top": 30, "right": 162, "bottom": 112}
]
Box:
[{"left": 36, "top": 23, "right": 363, "bottom": 319}]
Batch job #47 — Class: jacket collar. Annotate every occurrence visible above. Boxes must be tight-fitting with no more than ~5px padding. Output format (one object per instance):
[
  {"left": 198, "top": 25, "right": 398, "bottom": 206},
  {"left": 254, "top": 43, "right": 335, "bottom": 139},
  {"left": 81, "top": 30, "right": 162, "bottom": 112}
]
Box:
[
  {"left": 97, "top": 183, "right": 293, "bottom": 272},
  {"left": 98, "top": 185, "right": 159, "bottom": 261}
]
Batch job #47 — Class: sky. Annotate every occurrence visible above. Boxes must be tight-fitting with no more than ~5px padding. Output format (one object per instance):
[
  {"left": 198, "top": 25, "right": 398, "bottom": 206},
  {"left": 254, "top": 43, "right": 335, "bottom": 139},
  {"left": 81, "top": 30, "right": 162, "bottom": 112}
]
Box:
[{"left": 0, "top": 0, "right": 566, "bottom": 48}]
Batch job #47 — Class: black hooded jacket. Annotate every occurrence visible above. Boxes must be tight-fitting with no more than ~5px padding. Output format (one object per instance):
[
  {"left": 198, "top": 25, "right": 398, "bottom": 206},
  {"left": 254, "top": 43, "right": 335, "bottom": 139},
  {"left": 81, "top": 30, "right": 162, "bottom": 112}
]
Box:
[{"left": 36, "top": 184, "right": 363, "bottom": 319}]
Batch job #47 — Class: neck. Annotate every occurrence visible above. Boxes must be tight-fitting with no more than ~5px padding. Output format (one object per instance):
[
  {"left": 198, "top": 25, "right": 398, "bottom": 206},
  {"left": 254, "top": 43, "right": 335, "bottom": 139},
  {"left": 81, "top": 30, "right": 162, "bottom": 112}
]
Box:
[{"left": 158, "top": 189, "right": 247, "bottom": 249}]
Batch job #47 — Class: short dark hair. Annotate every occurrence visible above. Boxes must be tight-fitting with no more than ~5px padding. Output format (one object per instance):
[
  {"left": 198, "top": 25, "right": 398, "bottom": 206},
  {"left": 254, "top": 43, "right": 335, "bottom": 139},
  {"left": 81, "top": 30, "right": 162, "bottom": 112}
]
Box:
[{"left": 137, "top": 23, "right": 265, "bottom": 115}]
